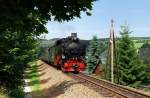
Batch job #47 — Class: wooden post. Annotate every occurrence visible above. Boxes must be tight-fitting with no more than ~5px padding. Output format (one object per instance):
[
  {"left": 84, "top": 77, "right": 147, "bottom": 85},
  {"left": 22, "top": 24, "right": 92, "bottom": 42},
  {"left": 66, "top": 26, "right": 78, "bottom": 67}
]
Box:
[{"left": 110, "top": 19, "right": 114, "bottom": 83}]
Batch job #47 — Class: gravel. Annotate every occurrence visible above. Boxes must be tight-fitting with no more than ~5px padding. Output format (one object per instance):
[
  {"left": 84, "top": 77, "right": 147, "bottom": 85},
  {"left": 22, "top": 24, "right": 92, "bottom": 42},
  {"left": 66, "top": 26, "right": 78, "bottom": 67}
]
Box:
[{"left": 37, "top": 60, "right": 104, "bottom": 98}]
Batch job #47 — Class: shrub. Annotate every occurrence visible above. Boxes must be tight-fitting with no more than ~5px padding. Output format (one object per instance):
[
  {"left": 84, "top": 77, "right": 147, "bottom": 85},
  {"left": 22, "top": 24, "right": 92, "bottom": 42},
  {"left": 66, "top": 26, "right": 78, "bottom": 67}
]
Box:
[{"left": 9, "top": 87, "right": 25, "bottom": 98}]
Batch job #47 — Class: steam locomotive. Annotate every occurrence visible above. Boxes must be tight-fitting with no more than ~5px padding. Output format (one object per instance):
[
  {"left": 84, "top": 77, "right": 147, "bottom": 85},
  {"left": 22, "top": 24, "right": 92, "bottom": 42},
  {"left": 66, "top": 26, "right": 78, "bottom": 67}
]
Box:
[{"left": 46, "top": 33, "right": 87, "bottom": 73}]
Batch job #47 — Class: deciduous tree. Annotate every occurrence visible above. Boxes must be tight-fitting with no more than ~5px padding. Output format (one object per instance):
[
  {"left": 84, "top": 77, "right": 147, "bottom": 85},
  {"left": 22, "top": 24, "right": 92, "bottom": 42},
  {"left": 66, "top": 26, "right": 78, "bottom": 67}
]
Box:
[{"left": 0, "top": 0, "right": 96, "bottom": 96}]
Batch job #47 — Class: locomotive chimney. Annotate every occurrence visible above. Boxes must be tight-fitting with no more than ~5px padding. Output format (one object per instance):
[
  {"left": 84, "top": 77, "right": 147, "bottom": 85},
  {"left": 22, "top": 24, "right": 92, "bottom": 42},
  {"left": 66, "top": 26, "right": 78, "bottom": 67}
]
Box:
[{"left": 71, "top": 33, "right": 77, "bottom": 38}]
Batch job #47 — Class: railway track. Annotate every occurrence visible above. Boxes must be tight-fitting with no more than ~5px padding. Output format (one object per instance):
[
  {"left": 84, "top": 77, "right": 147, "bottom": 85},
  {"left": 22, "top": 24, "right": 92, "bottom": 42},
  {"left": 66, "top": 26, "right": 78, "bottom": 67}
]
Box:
[
  {"left": 44, "top": 61, "right": 150, "bottom": 98},
  {"left": 68, "top": 73, "right": 150, "bottom": 98}
]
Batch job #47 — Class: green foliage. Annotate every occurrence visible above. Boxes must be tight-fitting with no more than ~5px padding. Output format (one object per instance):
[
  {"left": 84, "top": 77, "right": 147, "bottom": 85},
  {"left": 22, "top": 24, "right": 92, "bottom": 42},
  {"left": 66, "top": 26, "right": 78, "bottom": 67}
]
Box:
[
  {"left": 0, "top": 0, "right": 96, "bottom": 24},
  {"left": 9, "top": 87, "right": 25, "bottom": 98},
  {"left": 142, "top": 64, "right": 150, "bottom": 83},
  {"left": 141, "top": 42, "right": 150, "bottom": 48},
  {"left": 99, "top": 41, "right": 108, "bottom": 54},
  {"left": 134, "top": 42, "right": 144, "bottom": 49},
  {"left": 86, "top": 36, "right": 101, "bottom": 73},
  {"left": 101, "top": 64, "right": 109, "bottom": 79},
  {"left": 0, "top": 0, "right": 96, "bottom": 96},
  {"left": 0, "top": 32, "right": 38, "bottom": 86},
  {"left": 116, "top": 25, "right": 147, "bottom": 87}
]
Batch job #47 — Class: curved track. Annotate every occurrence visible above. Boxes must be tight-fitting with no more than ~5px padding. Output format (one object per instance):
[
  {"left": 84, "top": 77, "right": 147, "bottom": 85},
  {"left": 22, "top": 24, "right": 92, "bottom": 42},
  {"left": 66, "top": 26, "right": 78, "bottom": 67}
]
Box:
[
  {"left": 68, "top": 73, "right": 150, "bottom": 98},
  {"left": 43, "top": 60, "right": 150, "bottom": 98}
]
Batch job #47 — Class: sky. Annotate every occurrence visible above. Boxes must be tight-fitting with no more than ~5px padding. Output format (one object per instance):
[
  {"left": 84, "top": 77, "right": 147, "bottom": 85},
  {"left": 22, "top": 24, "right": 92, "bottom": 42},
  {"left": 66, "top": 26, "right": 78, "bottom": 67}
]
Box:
[{"left": 44, "top": 0, "right": 150, "bottom": 40}]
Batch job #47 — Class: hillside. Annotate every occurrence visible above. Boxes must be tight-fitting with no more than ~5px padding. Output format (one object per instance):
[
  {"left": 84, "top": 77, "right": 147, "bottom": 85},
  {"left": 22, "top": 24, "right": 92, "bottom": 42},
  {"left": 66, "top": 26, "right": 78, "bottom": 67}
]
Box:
[{"left": 39, "top": 37, "right": 150, "bottom": 48}]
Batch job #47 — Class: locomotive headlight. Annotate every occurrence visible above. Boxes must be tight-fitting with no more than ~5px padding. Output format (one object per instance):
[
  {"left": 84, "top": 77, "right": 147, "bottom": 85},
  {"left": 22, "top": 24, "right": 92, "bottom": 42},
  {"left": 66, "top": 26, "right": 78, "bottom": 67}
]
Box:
[
  {"left": 85, "top": 56, "right": 88, "bottom": 59},
  {"left": 62, "top": 55, "right": 65, "bottom": 59}
]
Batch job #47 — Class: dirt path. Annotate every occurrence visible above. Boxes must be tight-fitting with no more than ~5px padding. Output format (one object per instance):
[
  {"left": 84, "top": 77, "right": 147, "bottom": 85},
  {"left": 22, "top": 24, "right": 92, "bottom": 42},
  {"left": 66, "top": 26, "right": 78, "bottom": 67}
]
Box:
[{"left": 37, "top": 60, "right": 104, "bottom": 98}]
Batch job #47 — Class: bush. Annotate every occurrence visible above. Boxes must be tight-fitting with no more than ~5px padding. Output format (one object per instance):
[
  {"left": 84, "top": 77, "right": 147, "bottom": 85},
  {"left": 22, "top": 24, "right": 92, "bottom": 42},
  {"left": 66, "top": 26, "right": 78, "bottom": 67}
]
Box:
[{"left": 9, "top": 87, "right": 25, "bottom": 98}]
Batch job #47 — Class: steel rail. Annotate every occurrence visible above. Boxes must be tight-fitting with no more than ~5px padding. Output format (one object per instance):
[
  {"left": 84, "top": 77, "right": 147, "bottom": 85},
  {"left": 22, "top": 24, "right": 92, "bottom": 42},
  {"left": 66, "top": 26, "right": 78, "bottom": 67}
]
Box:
[{"left": 69, "top": 73, "right": 150, "bottom": 98}]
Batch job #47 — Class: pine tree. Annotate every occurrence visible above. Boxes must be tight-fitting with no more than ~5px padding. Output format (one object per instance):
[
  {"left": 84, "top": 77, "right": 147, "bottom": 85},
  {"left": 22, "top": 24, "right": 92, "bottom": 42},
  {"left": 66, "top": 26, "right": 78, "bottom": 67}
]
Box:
[
  {"left": 86, "top": 36, "right": 101, "bottom": 73},
  {"left": 117, "top": 25, "right": 146, "bottom": 87}
]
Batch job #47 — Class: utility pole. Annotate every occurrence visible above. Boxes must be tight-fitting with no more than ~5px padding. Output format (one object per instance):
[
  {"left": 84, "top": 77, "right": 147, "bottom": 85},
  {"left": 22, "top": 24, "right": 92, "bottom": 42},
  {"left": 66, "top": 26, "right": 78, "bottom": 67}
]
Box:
[{"left": 110, "top": 19, "right": 114, "bottom": 83}]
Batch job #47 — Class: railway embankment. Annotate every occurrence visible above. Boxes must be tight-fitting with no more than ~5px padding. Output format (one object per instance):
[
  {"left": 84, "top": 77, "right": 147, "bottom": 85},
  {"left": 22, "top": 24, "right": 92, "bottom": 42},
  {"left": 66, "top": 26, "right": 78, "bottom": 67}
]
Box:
[
  {"left": 36, "top": 60, "right": 103, "bottom": 98},
  {"left": 25, "top": 60, "right": 150, "bottom": 98}
]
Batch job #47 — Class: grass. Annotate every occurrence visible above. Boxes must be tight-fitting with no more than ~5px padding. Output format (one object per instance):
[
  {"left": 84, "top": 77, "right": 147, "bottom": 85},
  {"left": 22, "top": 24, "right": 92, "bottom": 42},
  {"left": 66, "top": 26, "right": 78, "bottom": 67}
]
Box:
[
  {"left": 25, "top": 61, "right": 41, "bottom": 98},
  {"left": 144, "top": 88, "right": 150, "bottom": 92},
  {"left": 134, "top": 42, "right": 144, "bottom": 49},
  {"left": 0, "top": 88, "right": 9, "bottom": 98},
  {"left": 134, "top": 41, "right": 150, "bottom": 49}
]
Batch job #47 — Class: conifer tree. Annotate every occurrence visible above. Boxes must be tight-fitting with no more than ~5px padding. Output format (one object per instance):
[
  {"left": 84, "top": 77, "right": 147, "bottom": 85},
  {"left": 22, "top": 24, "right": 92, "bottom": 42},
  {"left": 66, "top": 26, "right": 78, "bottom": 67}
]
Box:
[
  {"left": 86, "top": 36, "right": 101, "bottom": 73},
  {"left": 117, "top": 25, "right": 146, "bottom": 87}
]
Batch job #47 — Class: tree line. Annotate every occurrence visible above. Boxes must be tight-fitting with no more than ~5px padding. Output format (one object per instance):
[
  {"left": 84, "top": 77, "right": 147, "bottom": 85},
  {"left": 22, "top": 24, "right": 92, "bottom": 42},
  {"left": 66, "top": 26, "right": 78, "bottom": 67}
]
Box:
[{"left": 86, "top": 25, "right": 150, "bottom": 88}]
